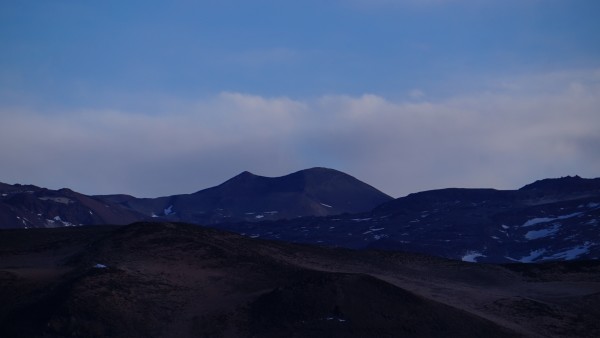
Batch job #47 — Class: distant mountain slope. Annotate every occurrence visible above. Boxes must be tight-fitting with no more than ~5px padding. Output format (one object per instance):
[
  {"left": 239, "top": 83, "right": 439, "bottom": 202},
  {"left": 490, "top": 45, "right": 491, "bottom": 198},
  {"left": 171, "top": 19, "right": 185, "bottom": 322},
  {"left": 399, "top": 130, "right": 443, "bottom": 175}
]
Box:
[
  {"left": 98, "top": 167, "right": 393, "bottom": 224},
  {"left": 214, "top": 176, "right": 600, "bottom": 263},
  {"left": 520, "top": 175, "right": 600, "bottom": 194},
  {"left": 0, "top": 167, "right": 392, "bottom": 228},
  {"left": 0, "top": 184, "right": 144, "bottom": 229}
]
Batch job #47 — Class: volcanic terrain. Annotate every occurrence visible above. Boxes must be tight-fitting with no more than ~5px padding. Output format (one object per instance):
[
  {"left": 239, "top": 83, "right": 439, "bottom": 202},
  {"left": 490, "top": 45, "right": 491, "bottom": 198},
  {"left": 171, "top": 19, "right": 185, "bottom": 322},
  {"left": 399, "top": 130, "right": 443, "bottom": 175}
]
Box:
[{"left": 1, "top": 222, "right": 599, "bottom": 337}]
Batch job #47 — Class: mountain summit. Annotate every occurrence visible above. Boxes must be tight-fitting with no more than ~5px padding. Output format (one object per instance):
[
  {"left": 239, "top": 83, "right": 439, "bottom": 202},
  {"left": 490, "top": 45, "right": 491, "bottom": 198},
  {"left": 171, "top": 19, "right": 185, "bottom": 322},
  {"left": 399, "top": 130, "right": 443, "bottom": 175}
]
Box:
[{"left": 104, "top": 167, "right": 393, "bottom": 224}]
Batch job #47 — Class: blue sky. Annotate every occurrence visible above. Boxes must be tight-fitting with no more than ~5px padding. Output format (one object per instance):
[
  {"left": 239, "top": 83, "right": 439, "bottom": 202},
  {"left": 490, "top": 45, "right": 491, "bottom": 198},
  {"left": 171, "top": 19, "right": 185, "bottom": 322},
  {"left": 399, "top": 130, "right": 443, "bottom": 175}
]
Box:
[{"left": 1, "top": 0, "right": 600, "bottom": 197}]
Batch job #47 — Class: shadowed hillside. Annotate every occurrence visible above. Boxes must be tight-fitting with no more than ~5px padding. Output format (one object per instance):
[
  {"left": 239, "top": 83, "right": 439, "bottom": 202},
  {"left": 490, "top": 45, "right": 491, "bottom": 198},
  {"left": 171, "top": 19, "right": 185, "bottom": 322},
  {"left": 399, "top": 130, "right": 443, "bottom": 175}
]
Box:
[{"left": 1, "top": 222, "right": 600, "bottom": 337}]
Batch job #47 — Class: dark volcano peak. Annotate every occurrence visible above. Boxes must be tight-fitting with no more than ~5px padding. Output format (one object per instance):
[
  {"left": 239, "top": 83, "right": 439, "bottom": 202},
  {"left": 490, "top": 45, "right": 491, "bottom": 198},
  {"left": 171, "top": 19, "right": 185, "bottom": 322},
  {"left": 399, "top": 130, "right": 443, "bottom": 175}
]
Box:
[
  {"left": 297, "top": 167, "right": 342, "bottom": 175},
  {"left": 237, "top": 170, "right": 256, "bottom": 177},
  {"left": 107, "top": 167, "right": 393, "bottom": 224},
  {"left": 224, "top": 170, "right": 259, "bottom": 182}
]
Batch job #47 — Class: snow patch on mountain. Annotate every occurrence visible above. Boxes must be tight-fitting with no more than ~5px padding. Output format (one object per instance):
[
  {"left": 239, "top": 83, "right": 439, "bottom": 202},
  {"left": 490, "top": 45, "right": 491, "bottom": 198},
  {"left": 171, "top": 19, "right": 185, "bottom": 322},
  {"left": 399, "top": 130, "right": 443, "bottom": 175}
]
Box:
[
  {"left": 362, "top": 227, "right": 385, "bottom": 235},
  {"left": 521, "top": 212, "right": 582, "bottom": 227},
  {"left": 39, "top": 196, "right": 73, "bottom": 204},
  {"left": 525, "top": 224, "right": 561, "bottom": 240},
  {"left": 462, "top": 251, "right": 485, "bottom": 262},
  {"left": 586, "top": 219, "right": 598, "bottom": 226},
  {"left": 47, "top": 216, "right": 75, "bottom": 227},
  {"left": 507, "top": 249, "right": 546, "bottom": 263},
  {"left": 543, "top": 243, "right": 593, "bottom": 261}
]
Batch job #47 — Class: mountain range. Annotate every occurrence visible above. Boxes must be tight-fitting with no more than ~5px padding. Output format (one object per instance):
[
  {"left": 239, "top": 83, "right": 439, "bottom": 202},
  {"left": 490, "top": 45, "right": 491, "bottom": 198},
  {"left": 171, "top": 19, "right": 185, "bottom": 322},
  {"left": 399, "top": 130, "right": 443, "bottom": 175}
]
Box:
[
  {"left": 217, "top": 176, "right": 600, "bottom": 263},
  {"left": 0, "top": 168, "right": 391, "bottom": 228},
  {"left": 1, "top": 168, "right": 599, "bottom": 263}
]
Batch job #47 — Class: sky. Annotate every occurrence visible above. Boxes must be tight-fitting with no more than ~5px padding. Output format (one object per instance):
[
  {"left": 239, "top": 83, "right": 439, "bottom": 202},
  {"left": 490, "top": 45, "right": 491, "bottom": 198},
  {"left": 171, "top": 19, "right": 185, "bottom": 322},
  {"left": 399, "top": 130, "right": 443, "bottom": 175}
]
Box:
[{"left": 1, "top": 0, "right": 599, "bottom": 198}]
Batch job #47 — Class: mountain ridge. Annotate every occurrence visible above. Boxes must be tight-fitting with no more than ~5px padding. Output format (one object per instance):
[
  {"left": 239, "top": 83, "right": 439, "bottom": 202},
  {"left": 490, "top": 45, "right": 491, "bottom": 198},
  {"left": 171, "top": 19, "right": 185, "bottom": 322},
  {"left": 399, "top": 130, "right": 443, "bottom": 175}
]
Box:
[
  {"left": 211, "top": 175, "right": 600, "bottom": 263},
  {"left": 1, "top": 170, "right": 598, "bottom": 264},
  {"left": 0, "top": 167, "right": 393, "bottom": 228}
]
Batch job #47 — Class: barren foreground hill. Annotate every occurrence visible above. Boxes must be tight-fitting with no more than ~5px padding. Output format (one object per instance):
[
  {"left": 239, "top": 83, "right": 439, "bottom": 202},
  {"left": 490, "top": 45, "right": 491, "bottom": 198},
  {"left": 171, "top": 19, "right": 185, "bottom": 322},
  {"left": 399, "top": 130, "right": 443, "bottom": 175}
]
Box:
[{"left": 1, "top": 222, "right": 599, "bottom": 337}]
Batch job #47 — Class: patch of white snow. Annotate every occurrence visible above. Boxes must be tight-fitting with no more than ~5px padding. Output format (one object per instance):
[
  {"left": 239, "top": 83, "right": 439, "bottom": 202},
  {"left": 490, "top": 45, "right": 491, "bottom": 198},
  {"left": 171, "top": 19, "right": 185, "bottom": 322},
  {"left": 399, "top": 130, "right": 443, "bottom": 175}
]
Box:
[
  {"left": 507, "top": 249, "right": 546, "bottom": 263},
  {"left": 462, "top": 251, "right": 486, "bottom": 263},
  {"left": 543, "top": 243, "right": 593, "bottom": 261},
  {"left": 362, "top": 228, "right": 384, "bottom": 234},
  {"left": 525, "top": 224, "right": 561, "bottom": 240},
  {"left": 320, "top": 203, "right": 333, "bottom": 208},
  {"left": 521, "top": 212, "right": 582, "bottom": 227},
  {"left": 585, "top": 219, "right": 598, "bottom": 226}
]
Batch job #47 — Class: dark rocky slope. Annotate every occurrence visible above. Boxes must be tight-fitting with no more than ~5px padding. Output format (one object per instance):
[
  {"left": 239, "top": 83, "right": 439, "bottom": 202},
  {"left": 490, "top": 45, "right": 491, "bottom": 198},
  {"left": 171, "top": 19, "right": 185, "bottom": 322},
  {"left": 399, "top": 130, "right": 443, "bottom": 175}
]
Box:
[{"left": 2, "top": 222, "right": 600, "bottom": 337}]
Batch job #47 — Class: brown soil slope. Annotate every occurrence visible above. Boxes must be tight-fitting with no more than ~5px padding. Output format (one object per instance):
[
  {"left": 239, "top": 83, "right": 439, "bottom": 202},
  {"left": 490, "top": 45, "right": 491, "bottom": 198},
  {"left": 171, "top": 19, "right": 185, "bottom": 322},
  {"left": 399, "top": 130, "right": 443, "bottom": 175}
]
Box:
[{"left": 1, "top": 223, "right": 599, "bottom": 337}]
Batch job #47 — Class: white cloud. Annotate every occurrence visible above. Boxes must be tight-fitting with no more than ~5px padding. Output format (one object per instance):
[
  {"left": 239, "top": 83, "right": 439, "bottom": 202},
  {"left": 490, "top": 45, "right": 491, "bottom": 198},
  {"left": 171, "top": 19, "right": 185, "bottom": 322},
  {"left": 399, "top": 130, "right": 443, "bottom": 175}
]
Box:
[{"left": 1, "top": 69, "right": 599, "bottom": 197}]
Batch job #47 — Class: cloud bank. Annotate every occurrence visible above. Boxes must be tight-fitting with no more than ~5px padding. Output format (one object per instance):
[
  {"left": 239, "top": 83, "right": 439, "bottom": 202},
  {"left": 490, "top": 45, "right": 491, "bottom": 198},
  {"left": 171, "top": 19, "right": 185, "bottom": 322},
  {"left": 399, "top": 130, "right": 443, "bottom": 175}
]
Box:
[{"left": 1, "top": 70, "right": 599, "bottom": 197}]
